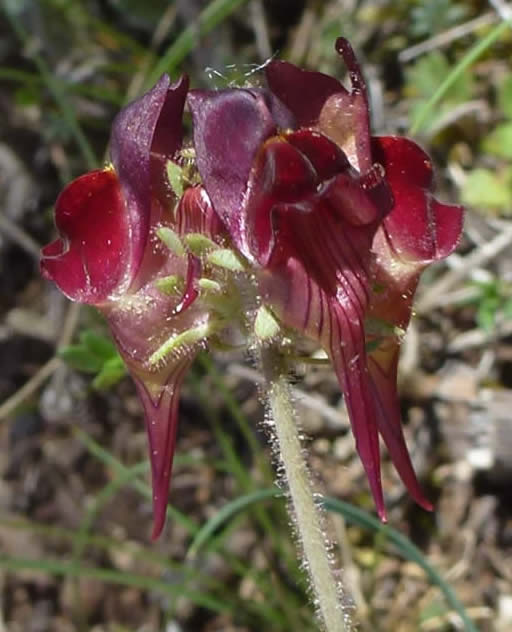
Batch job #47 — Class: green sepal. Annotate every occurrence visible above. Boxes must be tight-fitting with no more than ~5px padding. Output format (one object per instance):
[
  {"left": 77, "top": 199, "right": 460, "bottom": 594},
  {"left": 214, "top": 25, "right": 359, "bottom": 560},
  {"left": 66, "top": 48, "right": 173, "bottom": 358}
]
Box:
[
  {"left": 207, "top": 248, "right": 244, "bottom": 272},
  {"left": 156, "top": 227, "right": 185, "bottom": 256},
  {"left": 254, "top": 305, "right": 281, "bottom": 340}
]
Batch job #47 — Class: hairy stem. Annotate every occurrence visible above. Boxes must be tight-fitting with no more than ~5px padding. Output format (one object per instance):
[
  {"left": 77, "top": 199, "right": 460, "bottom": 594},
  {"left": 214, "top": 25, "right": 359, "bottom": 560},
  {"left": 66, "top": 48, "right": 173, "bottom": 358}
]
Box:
[{"left": 260, "top": 346, "right": 350, "bottom": 632}]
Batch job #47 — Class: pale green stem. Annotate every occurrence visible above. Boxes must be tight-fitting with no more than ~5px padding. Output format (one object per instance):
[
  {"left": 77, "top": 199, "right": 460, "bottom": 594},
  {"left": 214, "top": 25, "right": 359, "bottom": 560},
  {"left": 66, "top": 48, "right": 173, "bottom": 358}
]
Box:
[{"left": 260, "top": 347, "right": 350, "bottom": 632}]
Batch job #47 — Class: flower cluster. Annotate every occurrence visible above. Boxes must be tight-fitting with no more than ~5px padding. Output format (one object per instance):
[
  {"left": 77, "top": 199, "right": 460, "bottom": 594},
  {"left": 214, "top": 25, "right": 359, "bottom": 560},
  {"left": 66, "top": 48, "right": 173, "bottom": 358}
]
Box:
[{"left": 41, "top": 38, "right": 463, "bottom": 538}]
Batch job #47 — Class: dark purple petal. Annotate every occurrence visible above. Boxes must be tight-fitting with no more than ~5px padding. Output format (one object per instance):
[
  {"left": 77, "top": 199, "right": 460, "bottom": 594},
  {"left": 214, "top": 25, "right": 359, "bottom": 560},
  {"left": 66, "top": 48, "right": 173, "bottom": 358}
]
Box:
[
  {"left": 265, "top": 59, "right": 345, "bottom": 127},
  {"left": 254, "top": 139, "right": 389, "bottom": 515},
  {"left": 40, "top": 169, "right": 129, "bottom": 303},
  {"left": 260, "top": 211, "right": 386, "bottom": 519},
  {"left": 187, "top": 89, "right": 276, "bottom": 253},
  {"left": 266, "top": 38, "right": 372, "bottom": 171},
  {"left": 111, "top": 74, "right": 189, "bottom": 270}
]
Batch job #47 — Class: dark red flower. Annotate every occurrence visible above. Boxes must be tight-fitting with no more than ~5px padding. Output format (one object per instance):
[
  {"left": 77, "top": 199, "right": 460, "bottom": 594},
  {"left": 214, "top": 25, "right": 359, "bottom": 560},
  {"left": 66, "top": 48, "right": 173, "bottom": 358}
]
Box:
[
  {"left": 42, "top": 38, "right": 463, "bottom": 537},
  {"left": 41, "top": 75, "right": 227, "bottom": 538}
]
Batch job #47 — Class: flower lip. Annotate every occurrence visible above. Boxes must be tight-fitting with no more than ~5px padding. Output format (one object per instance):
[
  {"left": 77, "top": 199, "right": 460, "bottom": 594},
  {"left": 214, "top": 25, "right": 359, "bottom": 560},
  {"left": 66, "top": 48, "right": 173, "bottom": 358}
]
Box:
[
  {"left": 41, "top": 74, "right": 190, "bottom": 306},
  {"left": 40, "top": 168, "right": 128, "bottom": 304},
  {"left": 372, "top": 136, "right": 464, "bottom": 263}
]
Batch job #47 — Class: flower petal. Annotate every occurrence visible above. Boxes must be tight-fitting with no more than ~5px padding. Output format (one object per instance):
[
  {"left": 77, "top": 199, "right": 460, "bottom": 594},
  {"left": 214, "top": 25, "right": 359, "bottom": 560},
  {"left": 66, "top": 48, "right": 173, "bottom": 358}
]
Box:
[
  {"left": 261, "top": 248, "right": 386, "bottom": 520},
  {"left": 368, "top": 343, "right": 432, "bottom": 510},
  {"left": 372, "top": 136, "right": 464, "bottom": 264},
  {"left": 104, "top": 252, "right": 210, "bottom": 538},
  {"left": 266, "top": 37, "right": 372, "bottom": 171},
  {"left": 265, "top": 59, "right": 343, "bottom": 127},
  {"left": 365, "top": 136, "right": 463, "bottom": 511},
  {"left": 243, "top": 131, "right": 385, "bottom": 266},
  {"left": 174, "top": 185, "right": 226, "bottom": 241},
  {"left": 132, "top": 355, "right": 196, "bottom": 539},
  {"left": 111, "top": 74, "right": 189, "bottom": 272},
  {"left": 40, "top": 169, "right": 129, "bottom": 303},
  {"left": 253, "top": 134, "right": 390, "bottom": 515},
  {"left": 187, "top": 88, "right": 276, "bottom": 253}
]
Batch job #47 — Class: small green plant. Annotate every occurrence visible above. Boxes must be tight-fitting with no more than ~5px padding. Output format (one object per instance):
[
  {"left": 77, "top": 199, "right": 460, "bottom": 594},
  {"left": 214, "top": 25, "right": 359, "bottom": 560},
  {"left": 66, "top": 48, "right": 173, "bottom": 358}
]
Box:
[
  {"left": 462, "top": 75, "right": 512, "bottom": 215},
  {"left": 58, "top": 330, "right": 126, "bottom": 390},
  {"left": 466, "top": 277, "right": 512, "bottom": 332},
  {"left": 410, "top": 0, "right": 469, "bottom": 38}
]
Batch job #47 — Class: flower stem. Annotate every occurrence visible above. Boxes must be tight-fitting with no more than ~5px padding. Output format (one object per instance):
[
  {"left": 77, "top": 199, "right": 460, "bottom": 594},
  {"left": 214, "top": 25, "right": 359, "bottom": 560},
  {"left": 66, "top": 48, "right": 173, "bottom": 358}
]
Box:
[{"left": 260, "top": 346, "right": 350, "bottom": 632}]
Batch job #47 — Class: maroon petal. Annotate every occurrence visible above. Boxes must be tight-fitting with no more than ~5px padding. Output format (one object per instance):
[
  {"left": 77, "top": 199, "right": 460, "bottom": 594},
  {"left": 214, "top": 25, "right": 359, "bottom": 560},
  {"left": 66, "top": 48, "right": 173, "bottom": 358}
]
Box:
[
  {"left": 243, "top": 131, "right": 385, "bottom": 266},
  {"left": 253, "top": 135, "right": 390, "bottom": 515},
  {"left": 368, "top": 344, "right": 432, "bottom": 510},
  {"left": 40, "top": 169, "right": 130, "bottom": 303},
  {"left": 372, "top": 136, "right": 464, "bottom": 263},
  {"left": 365, "top": 136, "right": 463, "bottom": 512},
  {"left": 104, "top": 255, "right": 209, "bottom": 538},
  {"left": 187, "top": 89, "right": 276, "bottom": 253},
  {"left": 266, "top": 37, "right": 372, "bottom": 171},
  {"left": 261, "top": 237, "right": 386, "bottom": 520},
  {"left": 265, "top": 59, "right": 344, "bottom": 127},
  {"left": 132, "top": 356, "right": 196, "bottom": 540},
  {"left": 174, "top": 185, "right": 227, "bottom": 241}
]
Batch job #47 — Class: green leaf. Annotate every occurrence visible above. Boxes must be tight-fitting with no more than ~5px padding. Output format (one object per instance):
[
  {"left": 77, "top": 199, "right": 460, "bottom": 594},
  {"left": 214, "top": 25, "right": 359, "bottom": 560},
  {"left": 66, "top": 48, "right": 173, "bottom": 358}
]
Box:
[
  {"left": 187, "top": 488, "right": 282, "bottom": 558},
  {"left": 503, "top": 297, "right": 512, "bottom": 319},
  {"left": 461, "top": 168, "right": 512, "bottom": 211},
  {"left": 498, "top": 75, "right": 512, "bottom": 119},
  {"left": 58, "top": 345, "right": 104, "bottom": 373},
  {"left": 80, "top": 331, "right": 118, "bottom": 360},
  {"left": 476, "top": 297, "right": 500, "bottom": 332},
  {"left": 482, "top": 122, "right": 512, "bottom": 159},
  {"left": 410, "top": 0, "right": 468, "bottom": 38},
  {"left": 0, "top": 555, "right": 231, "bottom": 613},
  {"left": 91, "top": 356, "right": 126, "bottom": 391}
]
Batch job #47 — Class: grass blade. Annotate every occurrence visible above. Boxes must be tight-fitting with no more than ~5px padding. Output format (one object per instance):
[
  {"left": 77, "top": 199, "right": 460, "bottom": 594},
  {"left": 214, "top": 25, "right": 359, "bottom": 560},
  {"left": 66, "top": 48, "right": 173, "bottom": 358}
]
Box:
[
  {"left": 323, "top": 497, "right": 478, "bottom": 632},
  {"left": 2, "top": 3, "right": 98, "bottom": 169},
  {"left": 0, "top": 555, "right": 231, "bottom": 613},
  {"left": 186, "top": 486, "right": 477, "bottom": 632},
  {"left": 74, "top": 427, "right": 199, "bottom": 536},
  {"left": 187, "top": 487, "right": 281, "bottom": 558},
  {"left": 409, "top": 20, "right": 509, "bottom": 135}
]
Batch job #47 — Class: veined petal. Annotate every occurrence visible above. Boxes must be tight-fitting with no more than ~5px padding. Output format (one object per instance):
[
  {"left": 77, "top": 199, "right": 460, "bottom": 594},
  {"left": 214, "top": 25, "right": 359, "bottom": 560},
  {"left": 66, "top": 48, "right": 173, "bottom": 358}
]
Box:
[
  {"left": 243, "top": 131, "right": 386, "bottom": 266},
  {"left": 104, "top": 251, "right": 210, "bottom": 538},
  {"left": 40, "top": 169, "right": 129, "bottom": 303},
  {"left": 174, "top": 185, "right": 227, "bottom": 242},
  {"left": 188, "top": 89, "right": 276, "bottom": 253},
  {"left": 132, "top": 355, "right": 197, "bottom": 539},
  {"left": 259, "top": 189, "right": 387, "bottom": 518},
  {"left": 261, "top": 258, "right": 386, "bottom": 520},
  {"left": 368, "top": 342, "right": 433, "bottom": 510}
]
